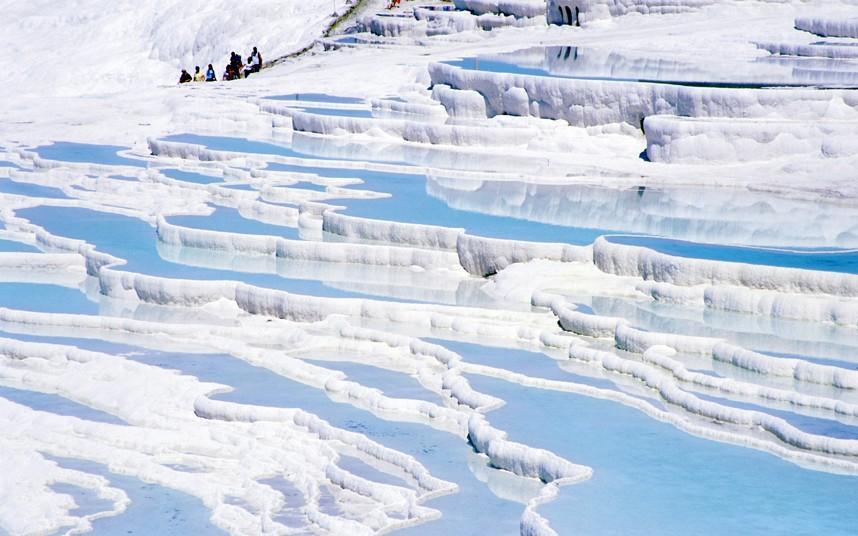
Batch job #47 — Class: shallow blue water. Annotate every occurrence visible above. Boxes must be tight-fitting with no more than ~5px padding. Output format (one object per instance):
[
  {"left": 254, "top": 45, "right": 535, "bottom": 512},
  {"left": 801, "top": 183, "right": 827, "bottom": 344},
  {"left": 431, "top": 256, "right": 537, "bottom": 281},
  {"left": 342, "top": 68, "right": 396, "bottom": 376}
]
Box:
[
  {"left": 336, "top": 454, "right": 410, "bottom": 487},
  {"left": 265, "top": 93, "right": 365, "bottom": 105},
  {"left": 47, "top": 456, "right": 225, "bottom": 535},
  {"left": 333, "top": 36, "right": 363, "bottom": 45},
  {"left": 220, "top": 183, "right": 256, "bottom": 191},
  {"left": 761, "top": 349, "right": 858, "bottom": 371},
  {"left": 15, "top": 205, "right": 416, "bottom": 302},
  {"left": 167, "top": 207, "right": 299, "bottom": 239},
  {"left": 163, "top": 133, "right": 408, "bottom": 165},
  {"left": 268, "top": 162, "right": 611, "bottom": 243},
  {"left": 0, "top": 160, "right": 22, "bottom": 169},
  {"left": 0, "top": 329, "right": 428, "bottom": 530},
  {"left": 445, "top": 46, "right": 858, "bottom": 88},
  {"left": 265, "top": 162, "right": 402, "bottom": 182},
  {"left": 50, "top": 482, "right": 116, "bottom": 520},
  {"left": 0, "top": 283, "right": 97, "bottom": 314},
  {"left": 258, "top": 477, "right": 307, "bottom": 529},
  {"left": 282, "top": 181, "right": 328, "bottom": 192},
  {"left": 163, "top": 134, "right": 332, "bottom": 161},
  {"left": 297, "top": 107, "right": 373, "bottom": 119},
  {"left": 161, "top": 168, "right": 223, "bottom": 185},
  {"left": 428, "top": 338, "right": 616, "bottom": 388},
  {"left": 5, "top": 319, "right": 858, "bottom": 534},
  {"left": 0, "top": 239, "right": 38, "bottom": 252},
  {"left": 0, "top": 178, "right": 68, "bottom": 199},
  {"left": 0, "top": 385, "right": 126, "bottom": 425},
  {"left": 0, "top": 330, "right": 137, "bottom": 355},
  {"left": 269, "top": 160, "right": 858, "bottom": 257},
  {"left": 609, "top": 235, "right": 858, "bottom": 275},
  {"left": 14, "top": 203, "right": 457, "bottom": 305},
  {"left": 302, "top": 358, "right": 445, "bottom": 404},
  {"left": 591, "top": 296, "right": 858, "bottom": 368},
  {"left": 468, "top": 374, "right": 858, "bottom": 536},
  {"left": 424, "top": 178, "right": 858, "bottom": 249},
  {"left": 694, "top": 391, "right": 858, "bottom": 440},
  {"left": 33, "top": 142, "right": 147, "bottom": 168},
  {"left": 812, "top": 42, "right": 858, "bottom": 47},
  {"left": 127, "top": 351, "right": 526, "bottom": 535}
]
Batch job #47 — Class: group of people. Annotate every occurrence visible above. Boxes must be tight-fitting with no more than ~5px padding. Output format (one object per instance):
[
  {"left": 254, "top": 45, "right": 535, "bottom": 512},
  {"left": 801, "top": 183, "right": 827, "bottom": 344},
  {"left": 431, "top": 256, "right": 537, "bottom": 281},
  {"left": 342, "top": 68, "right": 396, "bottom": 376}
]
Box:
[{"left": 179, "top": 47, "right": 263, "bottom": 84}]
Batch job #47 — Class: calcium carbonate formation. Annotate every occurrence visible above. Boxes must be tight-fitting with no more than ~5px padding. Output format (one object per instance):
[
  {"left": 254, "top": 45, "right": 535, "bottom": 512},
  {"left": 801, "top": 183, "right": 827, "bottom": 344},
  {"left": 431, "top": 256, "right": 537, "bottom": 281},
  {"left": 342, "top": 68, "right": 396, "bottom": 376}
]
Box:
[{"left": 2, "top": 0, "right": 858, "bottom": 534}]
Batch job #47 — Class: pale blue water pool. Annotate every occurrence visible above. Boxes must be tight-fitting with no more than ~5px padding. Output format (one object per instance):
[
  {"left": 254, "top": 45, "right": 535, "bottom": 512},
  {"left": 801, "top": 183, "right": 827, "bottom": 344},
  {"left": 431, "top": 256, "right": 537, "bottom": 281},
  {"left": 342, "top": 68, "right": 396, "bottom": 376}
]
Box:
[
  {"left": 758, "top": 349, "right": 858, "bottom": 371},
  {"left": 608, "top": 235, "right": 858, "bottom": 274},
  {"left": 0, "top": 329, "right": 486, "bottom": 530},
  {"left": 0, "top": 386, "right": 126, "bottom": 425},
  {"left": 694, "top": 391, "right": 858, "bottom": 440},
  {"left": 0, "top": 239, "right": 38, "bottom": 252},
  {"left": 467, "top": 373, "right": 858, "bottom": 536},
  {"left": 163, "top": 134, "right": 335, "bottom": 161},
  {"left": 281, "top": 180, "right": 328, "bottom": 192},
  {"left": 266, "top": 129, "right": 548, "bottom": 174},
  {"left": 428, "top": 337, "right": 617, "bottom": 389},
  {"left": 0, "top": 178, "right": 68, "bottom": 199},
  {"left": 12, "top": 323, "right": 858, "bottom": 534},
  {"left": 167, "top": 207, "right": 299, "bottom": 239},
  {"left": 331, "top": 36, "right": 363, "bottom": 46},
  {"left": 424, "top": 178, "right": 858, "bottom": 249},
  {"left": 297, "top": 107, "right": 373, "bottom": 119},
  {"left": 220, "top": 183, "right": 256, "bottom": 191},
  {"left": 302, "top": 357, "right": 445, "bottom": 404},
  {"left": 15, "top": 205, "right": 421, "bottom": 301},
  {"left": 50, "top": 482, "right": 115, "bottom": 521},
  {"left": 47, "top": 456, "right": 225, "bottom": 536},
  {"left": 589, "top": 295, "right": 858, "bottom": 369},
  {"left": 445, "top": 46, "right": 858, "bottom": 88},
  {"left": 265, "top": 93, "right": 365, "bottom": 105},
  {"left": 0, "top": 330, "right": 138, "bottom": 355},
  {"left": 0, "top": 283, "right": 97, "bottom": 314},
  {"left": 267, "top": 162, "right": 611, "bottom": 243},
  {"left": 33, "top": 142, "right": 147, "bottom": 168},
  {"left": 264, "top": 160, "right": 858, "bottom": 258},
  {"left": 257, "top": 477, "right": 307, "bottom": 529},
  {"left": 163, "top": 133, "right": 408, "bottom": 165},
  {"left": 336, "top": 454, "right": 410, "bottom": 487},
  {"left": 127, "top": 350, "right": 528, "bottom": 535},
  {"left": 161, "top": 168, "right": 223, "bottom": 185}
]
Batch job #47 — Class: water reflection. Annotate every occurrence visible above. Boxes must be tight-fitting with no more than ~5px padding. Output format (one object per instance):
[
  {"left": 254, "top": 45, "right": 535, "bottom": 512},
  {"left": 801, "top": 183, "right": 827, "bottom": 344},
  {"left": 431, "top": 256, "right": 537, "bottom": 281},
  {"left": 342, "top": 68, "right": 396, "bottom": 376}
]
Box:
[
  {"left": 426, "top": 176, "right": 858, "bottom": 248},
  {"left": 447, "top": 46, "right": 858, "bottom": 88}
]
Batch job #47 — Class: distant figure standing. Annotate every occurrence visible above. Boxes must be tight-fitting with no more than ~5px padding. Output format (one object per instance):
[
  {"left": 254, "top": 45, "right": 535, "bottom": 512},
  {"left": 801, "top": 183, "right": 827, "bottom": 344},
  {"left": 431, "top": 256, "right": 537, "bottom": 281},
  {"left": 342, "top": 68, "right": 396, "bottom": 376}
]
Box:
[
  {"left": 193, "top": 66, "right": 205, "bottom": 82},
  {"left": 230, "top": 52, "right": 243, "bottom": 79},
  {"left": 206, "top": 64, "right": 217, "bottom": 82},
  {"left": 179, "top": 69, "right": 192, "bottom": 84},
  {"left": 246, "top": 46, "right": 262, "bottom": 76}
]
